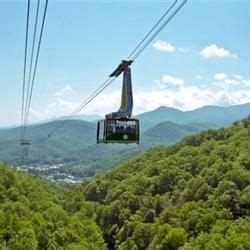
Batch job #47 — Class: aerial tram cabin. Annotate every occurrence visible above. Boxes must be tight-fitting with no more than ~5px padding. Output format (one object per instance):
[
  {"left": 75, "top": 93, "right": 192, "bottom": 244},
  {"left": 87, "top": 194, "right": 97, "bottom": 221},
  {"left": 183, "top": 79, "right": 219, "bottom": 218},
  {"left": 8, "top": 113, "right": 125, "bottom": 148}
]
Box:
[
  {"left": 97, "top": 118, "right": 139, "bottom": 144},
  {"left": 97, "top": 60, "right": 139, "bottom": 144}
]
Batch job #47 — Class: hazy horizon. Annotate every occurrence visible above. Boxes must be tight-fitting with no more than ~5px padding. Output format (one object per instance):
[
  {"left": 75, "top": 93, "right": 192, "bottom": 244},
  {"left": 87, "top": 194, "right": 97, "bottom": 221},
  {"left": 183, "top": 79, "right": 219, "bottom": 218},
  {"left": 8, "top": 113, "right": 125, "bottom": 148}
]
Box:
[{"left": 1, "top": 102, "right": 249, "bottom": 129}]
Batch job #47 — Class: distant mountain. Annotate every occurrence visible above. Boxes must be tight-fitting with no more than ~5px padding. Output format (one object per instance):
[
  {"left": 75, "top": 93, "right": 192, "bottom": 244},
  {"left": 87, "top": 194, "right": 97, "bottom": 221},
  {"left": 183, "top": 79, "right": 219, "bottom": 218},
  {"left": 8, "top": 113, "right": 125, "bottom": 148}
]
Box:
[
  {"left": 0, "top": 120, "right": 139, "bottom": 172},
  {"left": 2, "top": 103, "right": 249, "bottom": 131},
  {"left": 137, "top": 103, "right": 250, "bottom": 131},
  {"left": 0, "top": 114, "right": 103, "bottom": 129},
  {"left": 0, "top": 120, "right": 97, "bottom": 163},
  {"left": 0, "top": 120, "right": 96, "bottom": 142},
  {"left": 0, "top": 103, "right": 249, "bottom": 174},
  {"left": 32, "top": 114, "right": 103, "bottom": 126},
  {"left": 143, "top": 121, "right": 195, "bottom": 144},
  {"left": 186, "top": 103, "right": 250, "bottom": 124},
  {"left": 136, "top": 106, "right": 184, "bottom": 131},
  {"left": 56, "top": 114, "right": 103, "bottom": 122},
  {"left": 141, "top": 121, "right": 216, "bottom": 145}
]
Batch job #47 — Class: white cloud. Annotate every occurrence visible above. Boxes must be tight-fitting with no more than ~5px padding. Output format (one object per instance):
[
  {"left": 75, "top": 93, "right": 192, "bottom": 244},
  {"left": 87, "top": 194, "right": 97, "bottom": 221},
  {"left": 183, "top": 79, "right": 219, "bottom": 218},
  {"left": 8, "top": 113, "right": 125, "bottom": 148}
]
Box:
[
  {"left": 132, "top": 86, "right": 250, "bottom": 113},
  {"left": 242, "top": 79, "right": 250, "bottom": 86},
  {"left": 27, "top": 75, "right": 250, "bottom": 122},
  {"left": 214, "top": 73, "right": 250, "bottom": 86},
  {"left": 224, "top": 78, "right": 239, "bottom": 85},
  {"left": 234, "top": 74, "right": 243, "bottom": 80},
  {"left": 29, "top": 98, "right": 79, "bottom": 121},
  {"left": 178, "top": 48, "right": 186, "bottom": 52},
  {"left": 196, "top": 75, "right": 203, "bottom": 79},
  {"left": 232, "top": 75, "right": 250, "bottom": 86},
  {"left": 55, "top": 84, "right": 73, "bottom": 97},
  {"left": 67, "top": 82, "right": 250, "bottom": 115},
  {"left": 159, "top": 74, "right": 184, "bottom": 88},
  {"left": 201, "top": 44, "right": 237, "bottom": 58},
  {"left": 153, "top": 40, "right": 176, "bottom": 53},
  {"left": 31, "top": 86, "right": 250, "bottom": 119},
  {"left": 214, "top": 73, "right": 227, "bottom": 81}
]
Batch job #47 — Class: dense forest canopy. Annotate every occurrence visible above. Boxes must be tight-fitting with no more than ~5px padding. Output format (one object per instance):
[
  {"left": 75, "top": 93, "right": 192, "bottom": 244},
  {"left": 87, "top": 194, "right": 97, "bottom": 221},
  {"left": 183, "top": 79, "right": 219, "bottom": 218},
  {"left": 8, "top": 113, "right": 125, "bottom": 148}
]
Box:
[
  {"left": 0, "top": 116, "right": 249, "bottom": 249},
  {"left": 0, "top": 164, "right": 105, "bottom": 249},
  {"left": 77, "top": 117, "right": 250, "bottom": 249}
]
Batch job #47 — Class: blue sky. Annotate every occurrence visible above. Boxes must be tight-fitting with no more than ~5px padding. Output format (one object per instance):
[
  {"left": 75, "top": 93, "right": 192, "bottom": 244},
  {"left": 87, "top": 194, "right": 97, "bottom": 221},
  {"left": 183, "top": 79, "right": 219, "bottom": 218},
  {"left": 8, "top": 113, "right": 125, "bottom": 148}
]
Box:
[{"left": 0, "top": 0, "right": 250, "bottom": 126}]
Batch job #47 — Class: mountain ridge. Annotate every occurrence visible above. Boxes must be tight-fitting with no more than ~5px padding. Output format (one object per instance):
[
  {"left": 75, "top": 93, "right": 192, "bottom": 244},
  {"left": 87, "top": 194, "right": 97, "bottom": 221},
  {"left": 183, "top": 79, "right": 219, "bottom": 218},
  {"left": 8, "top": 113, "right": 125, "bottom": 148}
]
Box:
[
  {"left": 137, "top": 102, "right": 250, "bottom": 130},
  {"left": 0, "top": 103, "right": 249, "bottom": 174},
  {"left": 2, "top": 103, "right": 249, "bottom": 129}
]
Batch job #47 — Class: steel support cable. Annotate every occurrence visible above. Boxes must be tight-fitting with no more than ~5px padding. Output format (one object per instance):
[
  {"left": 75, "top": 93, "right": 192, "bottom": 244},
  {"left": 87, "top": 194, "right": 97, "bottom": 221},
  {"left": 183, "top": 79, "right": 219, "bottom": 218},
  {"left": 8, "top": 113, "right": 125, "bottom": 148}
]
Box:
[
  {"left": 74, "top": 0, "right": 187, "bottom": 114},
  {"left": 24, "top": 0, "right": 40, "bottom": 135},
  {"left": 48, "top": 1, "right": 188, "bottom": 137},
  {"left": 48, "top": 77, "right": 116, "bottom": 137},
  {"left": 131, "top": 0, "right": 187, "bottom": 61},
  {"left": 73, "top": 0, "right": 187, "bottom": 116},
  {"left": 23, "top": 0, "right": 49, "bottom": 138},
  {"left": 21, "top": 0, "right": 30, "bottom": 139},
  {"left": 72, "top": 78, "right": 116, "bottom": 115},
  {"left": 71, "top": 78, "right": 112, "bottom": 115},
  {"left": 48, "top": 78, "right": 112, "bottom": 136},
  {"left": 27, "top": 0, "right": 70, "bottom": 139},
  {"left": 127, "top": 0, "right": 178, "bottom": 60}
]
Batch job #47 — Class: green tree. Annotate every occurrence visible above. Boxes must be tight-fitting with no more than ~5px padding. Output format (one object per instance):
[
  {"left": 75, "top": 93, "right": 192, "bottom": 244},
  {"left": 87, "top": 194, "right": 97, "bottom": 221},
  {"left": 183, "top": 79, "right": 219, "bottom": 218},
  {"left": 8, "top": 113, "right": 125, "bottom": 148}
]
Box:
[{"left": 132, "top": 223, "right": 156, "bottom": 250}]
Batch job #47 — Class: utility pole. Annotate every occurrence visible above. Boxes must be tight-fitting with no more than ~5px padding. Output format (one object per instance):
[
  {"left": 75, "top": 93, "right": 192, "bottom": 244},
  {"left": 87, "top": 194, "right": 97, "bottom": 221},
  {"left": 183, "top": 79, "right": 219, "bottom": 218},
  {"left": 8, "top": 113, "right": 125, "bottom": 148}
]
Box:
[
  {"left": 20, "top": 139, "right": 31, "bottom": 164},
  {"left": 248, "top": 115, "right": 250, "bottom": 137}
]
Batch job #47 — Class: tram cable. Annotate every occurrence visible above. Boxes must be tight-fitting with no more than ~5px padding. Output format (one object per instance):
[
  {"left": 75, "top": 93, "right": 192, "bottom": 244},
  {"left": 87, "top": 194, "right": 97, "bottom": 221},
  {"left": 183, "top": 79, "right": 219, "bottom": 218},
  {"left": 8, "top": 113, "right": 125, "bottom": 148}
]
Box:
[
  {"left": 73, "top": 1, "right": 185, "bottom": 116},
  {"left": 131, "top": 0, "right": 187, "bottom": 61},
  {"left": 23, "top": 0, "right": 49, "bottom": 138},
  {"left": 48, "top": 77, "right": 116, "bottom": 137},
  {"left": 127, "top": 0, "right": 178, "bottom": 60},
  {"left": 75, "top": 0, "right": 187, "bottom": 109},
  {"left": 23, "top": 0, "right": 40, "bottom": 137},
  {"left": 20, "top": 0, "right": 30, "bottom": 139}
]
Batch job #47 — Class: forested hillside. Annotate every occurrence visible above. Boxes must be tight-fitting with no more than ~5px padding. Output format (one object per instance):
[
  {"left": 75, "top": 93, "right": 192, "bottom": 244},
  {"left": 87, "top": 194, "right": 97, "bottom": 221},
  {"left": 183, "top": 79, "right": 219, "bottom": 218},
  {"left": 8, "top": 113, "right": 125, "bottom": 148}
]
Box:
[
  {"left": 0, "top": 119, "right": 208, "bottom": 175},
  {"left": 142, "top": 121, "right": 214, "bottom": 145},
  {"left": 0, "top": 164, "right": 105, "bottom": 249},
  {"left": 0, "top": 120, "right": 97, "bottom": 163},
  {"left": 0, "top": 118, "right": 249, "bottom": 249},
  {"left": 73, "top": 117, "right": 250, "bottom": 249}
]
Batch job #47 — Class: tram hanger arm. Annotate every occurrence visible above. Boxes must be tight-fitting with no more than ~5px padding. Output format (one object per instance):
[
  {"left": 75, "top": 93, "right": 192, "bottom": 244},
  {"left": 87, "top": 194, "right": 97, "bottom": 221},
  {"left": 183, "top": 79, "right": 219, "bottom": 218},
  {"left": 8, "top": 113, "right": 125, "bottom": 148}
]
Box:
[{"left": 109, "top": 59, "right": 133, "bottom": 77}]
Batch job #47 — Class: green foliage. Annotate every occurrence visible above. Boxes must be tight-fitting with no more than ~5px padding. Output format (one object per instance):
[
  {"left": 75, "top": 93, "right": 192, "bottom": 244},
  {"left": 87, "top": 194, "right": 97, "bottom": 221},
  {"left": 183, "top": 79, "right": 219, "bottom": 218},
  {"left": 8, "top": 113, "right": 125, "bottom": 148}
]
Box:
[
  {"left": 0, "top": 164, "right": 105, "bottom": 249},
  {"left": 0, "top": 120, "right": 140, "bottom": 175},
  {"left": 0, "top": 117, "right": 249, "bottom": 249},
  {"left": 74, "top": 119, "right": 249, "bottom": 249},
  {"left": 183, "top": 218, "right": 250, "bottom": 250},
  {"left": 132, "top": 223, "right": 156, "bottom": 250}
]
